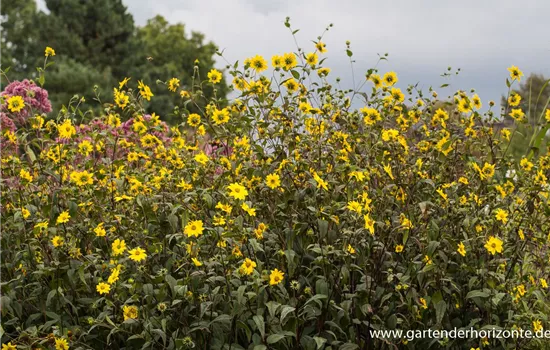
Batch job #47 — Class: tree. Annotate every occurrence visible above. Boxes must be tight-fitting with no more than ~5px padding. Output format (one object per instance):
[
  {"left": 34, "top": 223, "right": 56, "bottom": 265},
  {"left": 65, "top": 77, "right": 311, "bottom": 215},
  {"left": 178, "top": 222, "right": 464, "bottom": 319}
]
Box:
[
  {"left": 500, "top": 74, "right": 550, "bottom": 158},
  {"left": 130, "top": 15, "right": 229, "bottom": 123},
  {"left": 0, "top": 0, "right": 42, "bottom": 78}
]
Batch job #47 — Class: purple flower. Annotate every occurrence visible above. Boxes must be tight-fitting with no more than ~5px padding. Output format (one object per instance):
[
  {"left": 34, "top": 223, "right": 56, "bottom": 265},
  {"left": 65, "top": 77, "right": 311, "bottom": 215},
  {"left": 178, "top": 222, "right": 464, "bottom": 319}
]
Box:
[{"left": 1, "top": 80, "right": 52, "bottom": 125}]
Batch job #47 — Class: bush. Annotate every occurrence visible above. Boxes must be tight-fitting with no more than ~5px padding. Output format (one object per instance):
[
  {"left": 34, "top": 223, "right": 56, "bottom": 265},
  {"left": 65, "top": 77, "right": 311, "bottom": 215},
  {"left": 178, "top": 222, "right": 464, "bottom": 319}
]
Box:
[{"left": 2, "top": 20, "right": 550, "bottom": 349}]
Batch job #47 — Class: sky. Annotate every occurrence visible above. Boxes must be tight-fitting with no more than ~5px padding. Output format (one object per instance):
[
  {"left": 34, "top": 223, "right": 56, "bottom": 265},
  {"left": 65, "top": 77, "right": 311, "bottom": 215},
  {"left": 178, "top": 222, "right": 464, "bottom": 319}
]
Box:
[{"left": 37, "top": 0, "right": 550, "bottom": 107}]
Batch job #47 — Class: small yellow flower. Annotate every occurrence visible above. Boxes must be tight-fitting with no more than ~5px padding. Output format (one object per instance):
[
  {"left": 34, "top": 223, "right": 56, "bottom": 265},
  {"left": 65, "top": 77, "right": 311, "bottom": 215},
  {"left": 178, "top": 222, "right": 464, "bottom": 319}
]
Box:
[
  {"left": 507, "top": 65, "right": 524, "bottom": 81},
  {"left": 123, "top": 305, "right": 138, "bottom": 320},
  {"left": 128, "top": 247, "right": 147, "bottom": 262},
  {"left": 7, "top": 96, "right": 25, "bottom": 113},
  {"left": 269, "top": 268, "right": 285, "bottom": 286},
  {"left": 56, "top": 211, "right": 70, "bottom": 225},
  {"left": 55, "top": 337, "right": 69, "bottom": 350},
  {"left": 266, "top": 173, "right": 281, "bottom": 189},
  {"left": 191, "top": 257, "right": 203, "bottom": 267},
  {"left": 96, "top": 282, "right": 111, "bottom": 295},
  {"left": 45, "top": 46, "right": 56, "bottom": 57},
  {"left": 457, "top": 242, "right": 466, "bottom": 257},
  {"left": 52, "top": 236, "right": 64, "bottom": 247},
  {"left": 240, "top": 258, "right": 257, "bottom": 275},
  {"left": 494, "top": 208, "right": 508, "bottom": 223},
  {"left": 207, "top": 69, "right": 222, "bottom": 84},
  {"left": 227, "top": 182, "right": 248, "bottom": 200},
  {"left": 395, "top": 245, "right": 404, "bottom": 253},
  {"left": 2, "top": 342, "right": 17, "bottom": 350},
  {"left": 184, "top": 220, "right": 204, "bottom": 237},
  {"left": 346, "top": 244, "right": 356, "bottom": 254},
  {"left": 419, "top": 297, "right": 428, "bottom": 309},
  {"left": 484, "top": 236, "right": 504, "bottom": 255}
]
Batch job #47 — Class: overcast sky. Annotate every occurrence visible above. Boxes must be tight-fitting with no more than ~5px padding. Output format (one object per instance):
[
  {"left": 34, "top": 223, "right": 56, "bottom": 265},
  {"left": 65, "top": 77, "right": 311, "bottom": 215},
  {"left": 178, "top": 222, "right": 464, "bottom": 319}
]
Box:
[{"left": 37, "top": 0, "right": 550, "bottom": 107}]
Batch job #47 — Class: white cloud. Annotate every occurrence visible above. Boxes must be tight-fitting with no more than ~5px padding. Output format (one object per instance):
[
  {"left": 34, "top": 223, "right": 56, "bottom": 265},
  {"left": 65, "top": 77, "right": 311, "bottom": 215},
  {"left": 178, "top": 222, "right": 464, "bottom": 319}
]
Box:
[{"left": 36, "top": 0, "right": 550, "bottom": 104}]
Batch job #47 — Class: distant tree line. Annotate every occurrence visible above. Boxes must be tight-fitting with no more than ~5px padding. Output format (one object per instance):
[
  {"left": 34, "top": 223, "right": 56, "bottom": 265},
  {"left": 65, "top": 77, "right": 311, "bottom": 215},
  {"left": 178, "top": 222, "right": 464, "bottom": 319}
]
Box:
[{"left": 1, "top": 0, "right": 229, "bottom": 124}]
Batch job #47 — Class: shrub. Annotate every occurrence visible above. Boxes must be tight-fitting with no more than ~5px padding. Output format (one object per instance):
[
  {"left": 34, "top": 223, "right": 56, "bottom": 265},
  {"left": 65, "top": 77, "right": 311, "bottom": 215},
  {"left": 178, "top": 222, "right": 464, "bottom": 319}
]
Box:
[{"left": 2, "top": 20, "right": 550, "bottom": 349}]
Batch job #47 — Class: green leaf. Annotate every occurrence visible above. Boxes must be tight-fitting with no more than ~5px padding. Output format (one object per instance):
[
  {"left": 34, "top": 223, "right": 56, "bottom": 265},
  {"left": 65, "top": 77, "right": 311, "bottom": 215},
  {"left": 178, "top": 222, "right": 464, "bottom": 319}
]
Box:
[
  {"left": 313, "top": 336, "right": 326, "bottom": 349},
  {"left": 466, "top": 290, "right": 490, "bottom": 299},
  {"left": 253, "top": 315, "right": 265, "bottom": 338},
  {"left": 267, "top": 333, "right": 286, "bottom": 344},
  {"left": 280, "top": 306, "right": 295, "bottom": 325},
  {"left": 435, "top": 300, "right": 446, "bottom": 324},
  {"left": 291, "top": 70, "right": 300, "bottom": 80}
]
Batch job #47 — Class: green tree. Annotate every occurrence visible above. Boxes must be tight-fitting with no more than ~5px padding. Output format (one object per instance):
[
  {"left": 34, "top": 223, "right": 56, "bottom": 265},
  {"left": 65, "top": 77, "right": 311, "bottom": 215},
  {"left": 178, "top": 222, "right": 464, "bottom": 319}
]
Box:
[
  {"left": 501, "top": 74, "right": 550, "bottom": 158},
  {"left": 0, "top": 0, "right": 42, "bottom": 79},
  {"left": 130, "top": 15, "right": 229, "bottom": 123}
]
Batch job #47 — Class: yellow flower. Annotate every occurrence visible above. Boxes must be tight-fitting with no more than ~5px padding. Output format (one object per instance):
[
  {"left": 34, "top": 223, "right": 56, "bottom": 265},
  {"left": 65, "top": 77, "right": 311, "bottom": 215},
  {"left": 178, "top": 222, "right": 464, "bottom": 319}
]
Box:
[
  {"left": 96, "top": 282, "right": 111, "bottom": 295},
  {"left": 484, "top": 236, "right": 504, "bottom": 255},
  {"left": 507, "top": 65, "right": 524, "bottom": 81},
  {"left": 457, "top": 242, "right": 466, "bottom": 257},
  {"left": 137, "top": 80, "right": 154, "bottom": 101},
  {"left": 55, "top": 338, "right": 69, "bottom": 350},
  {"left": 423, "top": 255, "right": 433, "bottom": 265},
  {"left": 240, "top": 258, "right": 256, "bottom": 275},
  {"left": 508, "top": 93, "right": 521, "bottom": 107},
  {"left": 114, "top": 88, "right": 129, "bottom": 108},
  {"left": 168, "top": 77, "right": 180, "bottom": 92},
  {"left": 541, "top": 278, "right": 548, "bottom": 289},
  {"left": 187, "top": 113, "right": 201, "bottom": 127},
  {"left": 282, "top": 52, "right": 297, "bottom": 70},
  {"left": 248, "top": 55, "right": 268, "bottom": 72},
  {"left": 395, "top": 245, "right": 404, "bottom": 253},
  {"left": 271, "top": 55, "right": 283, "bottom": 68},
  {"left": 2, "top": 342, "right": 17, "bottom": 350},
  {"left": 369, "top": 74, "right": 382, "bottom": 88},
  {"left": 312, "top": 172, "right": 328, "bottom": 190},
  {"left": 419, "top": 297, "right": 428, "bottom": 309},
  {"left": 20, "top": 168, "right": 34, "bottom": 183},
  {"left": 509, "top": 108, "right": 525, "bottom": 122},
  {"left": 57, "top": 119, "right": 76, "bottom": 139},
  {"left": 21, "top": 207, "right": 30, "bottom": 219},
  {"left": 52, "top": 236, "right": 64, "bottom": 247},
  {"left": 194, "top": 152, "right": 209, "bottom": 165},
  {"left": 119, "top": 77, "right": 130, "bottom": 88},
  {"left": 361, "top": 107, "right": 381, "bottom": 125},
  {"left": 227, "top": 182, "right": 248, "bottom": 200},
  {"left": 207, "top": 69, "right": 222, "bottom": 84},
  {"left": 364, "top": 214, "right": 375, "bottom": 235},
  {"left": 241, "top": 203, "right": 256, "bottom": 216},
  {"left": 70, "top": 170, "right": 94, "bottom": 186},
  {"left": 315, "top": 41, "right": 327, "bottom": 53},
  {"left": 494, "top": 208, "right": 508, "bottom": 223},
  {"left": 266, "top": 173, "right": 281, "bottom": 189},
  {"left": 123, "top": 305, "right": 138, "bottom": 320},
  {"left": 283, "top": 78, "right": 299, "bottom": 93},
  {"left": 346, "top": 201, "right": 362, "bottom": 214},
  {"left": 305, "top": 52, "right": 318, "bottom": 66},
  {"left": 112, "top": 239, "right": 126, "bottom": 256},
  {"left": 546, "top": 109, "right": 550, "bottom": 122},
  {"left": 383, "top": 163, "right": 394, "bottom": 180},
  {"left": 533, "top": 320, "right": 543, "bottom": 333},
  {"left": 128, "top": 247, "right": 147, "bottom": 262},
  {"left": 346, "top": 244, "right": 356, "bottom": 254},
  {"left": 107, "top": 265, "right": 121, "bottom": 284},
  {"left": 317, "top": 67, "right": 330, "bottom": 77},
  {"left": 212, "top": 108, "right": 230, "bottom": 125},
  {"left": 185, "top": 220, "right": 204, "bottom": 237},
  {"left": 383, "top": 71, "right": 398, "bottom": 86},
  {"left": 269, "top": 268, "right": 285, "bottom": 286},
  {"left": 56, "top": 211, "right": 70, "bottom": 225},
  {"left": 191, "top": 257, "right": 203, "bottom": 267},
  {"left": 94, "top": 223, "right": 106, "bottom": 237},
  {"left": 7, "top": 95, "right": 25, "bottom": 113},
  {"left": 45, "top": 46, "right": 56, "bottom": 57}
]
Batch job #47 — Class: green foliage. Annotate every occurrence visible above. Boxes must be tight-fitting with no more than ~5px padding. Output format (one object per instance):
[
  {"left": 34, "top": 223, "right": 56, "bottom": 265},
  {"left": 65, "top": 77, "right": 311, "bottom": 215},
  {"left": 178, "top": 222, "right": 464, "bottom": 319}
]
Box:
[{"left": 1, "top": 0, "right": 227, "bottom": 124}]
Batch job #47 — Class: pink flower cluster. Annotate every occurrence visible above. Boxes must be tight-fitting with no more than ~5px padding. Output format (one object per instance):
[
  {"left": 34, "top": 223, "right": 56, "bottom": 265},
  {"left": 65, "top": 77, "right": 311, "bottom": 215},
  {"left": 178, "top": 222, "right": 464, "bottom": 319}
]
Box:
[{"left": 1, "top": 80, "right": 52, "bottom": 127}]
